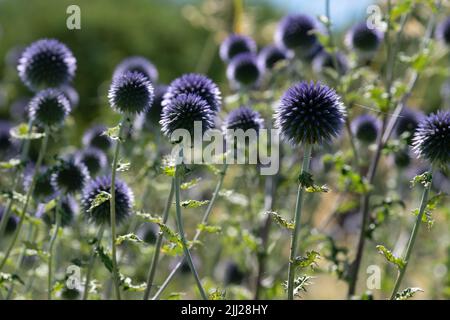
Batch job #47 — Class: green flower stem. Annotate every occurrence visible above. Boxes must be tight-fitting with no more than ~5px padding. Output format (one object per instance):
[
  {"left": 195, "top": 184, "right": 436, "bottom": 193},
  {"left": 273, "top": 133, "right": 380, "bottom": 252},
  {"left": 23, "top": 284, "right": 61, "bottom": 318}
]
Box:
[
  {"left": 390, "top": 174, "right": 432, "bottom": 300},
  {"left": 83, "top": 223, "right": 105, "bottom": 300},
  {"left": 47, "top": 199, "right": 62, "bottom": 300},
  {"left": 152, "top": 163, "right": 228, "bottom": 300},
  {"left": 143, "top": 179, "right": 175, "bottom": 300},
  {"left": 109, "top": 117, "right": 127, "bottom": 300},
  {"left": 287, "top": 144, "right": 312, "bottom": 300},
  {"left": 0, "top": 126, "right": 50, "bottom": 272}
]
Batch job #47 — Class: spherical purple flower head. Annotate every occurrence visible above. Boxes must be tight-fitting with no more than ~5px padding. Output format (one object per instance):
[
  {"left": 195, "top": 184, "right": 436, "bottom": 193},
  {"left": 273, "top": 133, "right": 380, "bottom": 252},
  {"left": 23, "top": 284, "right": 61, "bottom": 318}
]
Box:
[
  {"left": 395, "top": 107, "right": 424, "bottom": 144},
  {"left": 143, "top": 84, "right": 168, "bottom": 129},
  {"left": 257, "top": 45, "right": 291, "bottom": 71},
  {"left": 82, "top": 125, "right": 112, "bottom": 152},
  {"left": 28, "top": 89, "right": 71, "bottom": 127},
  {"left": 161, "top": 93, "right": 215, "bottom": 139},
  {"left": 412, "top": 110, "right": 450, "bottom": 165},
  {"left": 17, "top": 39, "right": 76, "bottom": 91},
  {"left": 163, "top": 73, "right": 221, "bottom": 113},
  {"left": 112, "top": 56, "right": 158, "bottom": 83},
  {"left": 0, "top": 206, "right": 18, "bottom": 235},
  {"left": 74, "top": 147, "right": 107, "bottom": 176},
  {"left": 219, "top": 34, "right": 257, "bottom": 63},
  {"left": 51, "top": 159, "right": 90, "bottom": 195},
  {"left": 345, "top": 22, "right": 384, "bottom": 54},
  {"left": 275, "top": 14, "right": 319, "bottom": 51},
  {"left": 312, "top": 51, "right": 349, "bottom": 75},
  {"left": 108, "top": 71, "right": 154, "bottom": 115},
  {"left": 436, "top": 17, "right": 450, "bottom": 46},
  {"left": 394, "top": 147, "right": 411, "bottom": 168},
  {"left": 43, "top": 196, "right": 78, "bottom": 228},
  {"left": 23, "top": 165, "right": 57, "bottom": 200},
  {"left": 0, "top": 120, "right": 16, "bottom": 158},
  {"left": 351, "top": 114, "right": 381, "bottom": 144},
  {"left": 137, "top": 223, "right": 158, "bottom": 245},
  {"left": 226, "top": 52, "right": 262, "bottom": 87},
  {"left": 81, "top": 175, "right": 134, "bottom": 226},
  {"left": 224, "top": 261, "right": 246, "bottom": 285},
  {"left": 223, "top": 106, "right": 264, "bottom": 133},
  {"left": 275, "top": 81, "right": 346, "bottom": 145}
]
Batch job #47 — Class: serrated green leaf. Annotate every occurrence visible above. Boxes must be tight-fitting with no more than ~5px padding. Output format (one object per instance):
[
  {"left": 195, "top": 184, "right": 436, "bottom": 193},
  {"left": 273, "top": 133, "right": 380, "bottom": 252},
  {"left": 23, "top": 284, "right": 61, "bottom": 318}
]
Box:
[
  {"left": 116, "top": 159, "right": 130, "bottom": 172},
  {"left": 0, "top": 272, "right": 24, "bottom": 287},
  {"left": 197, "top": 223, "right": 222, "bottom": 234},
  {"left": 88, "top": 191, "right": 111, "bottom": 213},
  {"left": 103, "top": 125, "right": 120, "bottom": 141},
  {"left": 376, "top": 245, "right": 406, "bottom": 269},
  {"left": 410, "top": 172, "right": 432, "bottom": 188},
  {"left": 95, "top": 246, "right": 113, "bottom": 273},
  {"left": 10, "top": 123, "right": 45, "bottom": 140},
  {"left": 0, "top": 159, "right": 21, "bottom": 170},
  {"left": 115, "top": 233, "right": 143, "bottom": 245},
  {"left": 394, "top": 287, "right": 423, "bottom": 300},
  {"left": 181, "top": 178, "right": 201, "bottom": 190},
  {"left": 181, "top": 199, "right": 209, "bottom": 208},
  {"left": 293, "top": 250, "right": 321, "bottom": 269},
  {"left": 209, "top": 288, "right": 226, "bottom": 300},
  {"left": 136, "top": 212, "right": 162, "bottom": 224},
  {"left": 266, "top": 211, "right": 294, "bottom": 230}
]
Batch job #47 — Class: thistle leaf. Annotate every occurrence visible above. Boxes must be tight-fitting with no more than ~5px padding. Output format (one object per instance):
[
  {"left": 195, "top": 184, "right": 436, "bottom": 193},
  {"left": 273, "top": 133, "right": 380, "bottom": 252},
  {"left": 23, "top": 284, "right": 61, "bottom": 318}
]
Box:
[
  {"left": 181, "top": 200, "right": 209, "bottom": 208},
  {"left": 115, "top": 233, "right": 143, "bottom": 245},
  {"left": 266, "top": 211, "right": 294, "bottom": 230},
  {"left": 394, "top": 287, "right": 424, "bottom": 300},
  {"left": 376, "top": 245, "right": 406, "bottom": 269},
  {"left": 88, "top": 191, "right": 111, "bottom": 213}
]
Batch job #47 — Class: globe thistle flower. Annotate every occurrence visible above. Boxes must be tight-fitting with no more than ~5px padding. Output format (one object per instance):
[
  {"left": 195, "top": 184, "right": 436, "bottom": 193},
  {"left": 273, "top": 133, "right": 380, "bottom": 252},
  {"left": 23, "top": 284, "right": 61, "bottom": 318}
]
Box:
[
  {"left": 28, "top": 89, "right": 71, "bottom": 127},
  {"left": 345, "top": 22, "right": 384, "bottom": 56},
  {"left": 17, "top": 39, "right": 76, "bottom": 91},
  {"left": 226, "top": 52, "right": 262, "bottom": 87},
  {"left": 412, "top": 110, "right": 450, "bottom": 164},
  {"left": 275, "top": 14, "right": 319, "bottom": 51},
  {"left": 257, "top": 45, "right": 292, "bottom": 71},
  {"left": 160, "top": 93, "right": 215, "bottom": 138},
  {"left": 52, "top": 159, "right": 90, "bottom": 194},
  {"left": 82, "top": 125, "right": 112, "bottom": 152},
  {"left": 351, "top": 114, "right": 381, "bottom": 144},
  {"left": 394, "top": 148, "right": 411, "bottom": 168},
  {"left": 163, "top": 73, "right": 221, "bottom": 113},
  {"left": 275, "top": 81, "right": 346, "bottom": 145},
  {"left": 312, "top": 52, "right": 349, "bottom": 75},
  {"left": 436, "top": 17, "right": 450, "bottom": 46},
  {"left": 137, "top": 224, "right": 158, "bottom": 245},
  {"left": 0, "top": 120, "right": 17, "bottom": 158},
  {"left": 23, "top": 165, "right": 57, "bottom": 200},
  {"left": 74, "top": 147, "right": 107, "bottom": 176},
  {"left": 108, "top": 71, "right": 154, "bottom": 115},
  {"left": 0, "top": 206, "right": 18, "bottom": 235},
  {"left": 112, "top": 56, "right": 158, "bottom": 83},
  {"left": 223, "top": 106, "right": 264, "bottom": 133},
  {"left": 42, "top": 196, "right": 78, "bottom": 228},
  {"left": 224, "top": 261, "right": 246, "bottom": 285},
  {"left": 395, "top": 107, "right": 424, "bottom": 143},
  {"left": 81, "top": 175, "right": 134, "bottom": 226},
  {"left": 220, "top": 34, "right": 257, "bottom": 63}
]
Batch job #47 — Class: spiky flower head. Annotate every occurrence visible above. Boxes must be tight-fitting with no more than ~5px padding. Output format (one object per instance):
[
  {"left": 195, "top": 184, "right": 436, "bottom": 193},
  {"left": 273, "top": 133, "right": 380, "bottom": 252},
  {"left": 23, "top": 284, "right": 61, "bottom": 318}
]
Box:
[
  {"left": 275, "top": 81, "right": 346, "bottom": 145},
  {"left": 164, "top": 73, "right": 221, "bottom": 113},
  {"left": 52, "top": 159, "right": 90, "bottom": 195},
  {"left": 275, "top": 14, "right": 319, "bottom": 51},
  {"left": 395, "top": 107, "right": 424, "bottom": 144},
  {"left": 412, "top": 110, "right": 450, "bottom": 164},
  {"left": 81, "top": 175, "right": 134, "bottom": 226},
  {"left": 0, "top": 206, "right": 18, "bottom": 235},
  {"left": 74, "top": 147, "right": 107, "bottom": 176},
  {"left": 257, "top": 45, "right": 291, "bottom": 71},
  {"left": 351, "top": 114, "right": 380, "bottom": 144},
  {"left": 345, "top": 22, "right": 384, "bottom": 54},
  {"left": 312, "top": 52, "right": 349, "bottom": 75},
  {"left": 82, "top": 125, "right": 112, "bottom": 152},
  {"left": 112, "top": 56, "right": 158, "bottom": 83},
  {"left": 223, "top": 106, "right": 264, "bottom": 133},
  {"left": 160, "top": 93, "right": 215, "bottom": 138},
  {"left": 437, "top": 17, "right": 450, "bottom": 46},
  {"left": 28, "top": 89, "right": 71, "bottom": 127},
  {"left": 226, "top": 52, "right": 261, "bottom": 87},
  {"left": 18, "top": 39, "right": 76, "bottom": 91},
  {"left": 23, "top": 165, "right": 57, "bottom": 201},
  {"left": 108, "top": 71, "right": 154, "bottom": 115},
  {"left": 220, "top": 34, "right": 257, "bottom": 63},
  {"left": 42, "top": 196, "right": 78, "bottom": 228}
]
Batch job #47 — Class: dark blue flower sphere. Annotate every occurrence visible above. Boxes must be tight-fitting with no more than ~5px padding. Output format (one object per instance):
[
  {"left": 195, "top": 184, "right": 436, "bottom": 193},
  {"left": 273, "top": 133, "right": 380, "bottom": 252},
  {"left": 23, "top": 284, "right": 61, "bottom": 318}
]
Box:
[
  {"left": 226, "top": 52, "right": 261, "bottom": 87},
  {"left": 437, "top": 17, "right": 450, "bottom": 46},
  {"left": 351, "top": 114, "right": 380, "bottom": 144},
  {"left": 18, "top": 39, "right": 76, "bottom": 91},
  {"left": 394, "top": 148, "right": 411, "bottom": 168},
  {"left": 108, "top": 71, "right": 154, "bottom": 115},
  {"left": 412, "top": 110, "right": 450, "bottom": 164},
  {"left": 82, "top": 125, "right": 112, "bottom": 152},
  {"left": 275, "top": 81, "right": 346, "bottom": 145},
  {"left": 224, "top": 261, "right": 246, "bottom": 285},
  {"left": 74, "top": 147, "right": 107, "bottom": 176},
  {"left": 219, "top": 34, "right": 257, "bottom": 63},
  {"left": 346, "top": 22, "right": 383, "bottom": 54},
  {"left": 275, "top": 14, "right": 319, "bottom": 51},
  {"left": 395, "top": 107, "right": 424, "bottom": 144},
  {"left": 24, "top": 165, "right": 57, "bottom": 200},
  {"left": 28, "top": 89, "right": 71, "bottom": 127},
  {"left": 0, "top": 206, "right": 18, "bottom": 235},
  {"left": 163, "top": 73, "right": 221, "bottom": 113},
  {"left": 52, "top": 159, "right": 90, "bottom": 194},
  {"left": 312, "top": 52, "right": 349, "bottom": 75},
  {"left": 161, "top": 93, "right": 215, "bottom": 138},
  {"left": 223, "top": 106, "right": 264, "bottom": 132},
  {"left": 257, "top": 45, "right": 291, "bottom": 71},
  {"left": 81, "top": 175, "right": 134, "bottom": 226},
  {"left": 43, "top": 196, "right": 78, "bottom": 228},
  {"left": 112, "top": 56, "right": 158, "bottom": 83}
]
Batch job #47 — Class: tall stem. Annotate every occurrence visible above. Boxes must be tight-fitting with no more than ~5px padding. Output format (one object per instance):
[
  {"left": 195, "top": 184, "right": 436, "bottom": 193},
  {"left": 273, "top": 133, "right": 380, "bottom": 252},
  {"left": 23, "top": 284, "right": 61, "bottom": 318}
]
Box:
[
  {"left": 0, "top": 126, "right": 50, "bottom": 272},
  {"left": 287, "top": 144, "right": 312, "bottom": 300},
  {"left": 390, "top": 174, "right": 432, "bottom": 299},
  {"left": 152, "top": 163, "right": 228, "bottom": 300},
  {"left": 82, "top": 223, "right": 105, "bottom": 300},
  {"left": 109, "top": 118, "right": 126, "bottom": 300},
  {"left": 47, "top": 199, "right": 62, "bottom": 300},
  {"left": 143, "top": 179, "right": 175, "bottom": 300}
]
